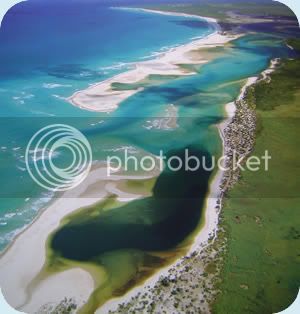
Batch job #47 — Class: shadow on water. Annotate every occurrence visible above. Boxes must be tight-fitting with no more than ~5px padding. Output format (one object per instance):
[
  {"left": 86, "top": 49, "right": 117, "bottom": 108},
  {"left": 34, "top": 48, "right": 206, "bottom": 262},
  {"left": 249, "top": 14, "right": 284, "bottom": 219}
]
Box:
[
  {"left": 45, "top": 146, "right": 213, "bottom": 312},
  {"left": 51, "top": 146, "right": 212, "bottom": 261}
]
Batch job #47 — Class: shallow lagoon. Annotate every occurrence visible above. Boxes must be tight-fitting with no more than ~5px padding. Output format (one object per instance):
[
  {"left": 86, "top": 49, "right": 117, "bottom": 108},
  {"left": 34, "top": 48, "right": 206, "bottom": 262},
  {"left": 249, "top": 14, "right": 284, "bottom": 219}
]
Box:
[{"left": 45, "top": 34, "right": 291, "bottom": 311}]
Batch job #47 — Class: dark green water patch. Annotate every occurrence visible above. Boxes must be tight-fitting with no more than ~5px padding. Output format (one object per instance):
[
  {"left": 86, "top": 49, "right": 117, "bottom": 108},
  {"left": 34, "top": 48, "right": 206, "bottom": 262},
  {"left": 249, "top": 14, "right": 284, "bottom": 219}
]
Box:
[{"left": 50, "top": 146, "right": 212, "bottom": 261}]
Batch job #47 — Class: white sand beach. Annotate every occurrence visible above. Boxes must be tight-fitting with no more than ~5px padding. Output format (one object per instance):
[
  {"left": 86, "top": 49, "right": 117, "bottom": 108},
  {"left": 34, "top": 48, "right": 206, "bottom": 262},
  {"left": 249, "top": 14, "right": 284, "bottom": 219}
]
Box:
[
  {"left": 122, "top": 7, "right": 218, "bottom": 24},
  {"left": 69, "top": 8, "right": 238, "bottom": 113},
  {"left": 96, "top": 85, "right": 238, "bottom": 314},
  {"left": 0, "top": 165, "right": 158, "bottom": 313},
  {"left": 0, "top": 9, "right": 242, "bottom": 314},
  {"left": 0, "top": 9, "right": 280, "bottom": 314},
  {"left": 0, "top": 90, "right": 241, "bottom": 314},
  {"left": 96, "top": 57, "right": 279, "bottom": 312}
]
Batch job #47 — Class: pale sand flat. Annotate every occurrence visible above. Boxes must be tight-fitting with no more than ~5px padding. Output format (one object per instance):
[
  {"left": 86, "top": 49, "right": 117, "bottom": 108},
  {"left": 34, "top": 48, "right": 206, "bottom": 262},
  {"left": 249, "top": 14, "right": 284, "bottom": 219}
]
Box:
[
  {"left": 0, "top": 9, "right": 254, "bottom": 313},
  {"left": 0, "top": 165, "right": 157, "bottom": 313},
  {"left": 68, "top": 9, "right": 240, "bottom": 114}
]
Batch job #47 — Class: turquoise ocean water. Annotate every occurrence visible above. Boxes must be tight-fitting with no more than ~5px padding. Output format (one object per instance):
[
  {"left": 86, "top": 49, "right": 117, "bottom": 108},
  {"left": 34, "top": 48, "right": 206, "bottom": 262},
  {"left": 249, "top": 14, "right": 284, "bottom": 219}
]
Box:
[
  {"left": 0, "top": 0, "right": 215, "bottom": 249},
  {"left": 0, "top": 0, "right": 292, "bottom": 253}
]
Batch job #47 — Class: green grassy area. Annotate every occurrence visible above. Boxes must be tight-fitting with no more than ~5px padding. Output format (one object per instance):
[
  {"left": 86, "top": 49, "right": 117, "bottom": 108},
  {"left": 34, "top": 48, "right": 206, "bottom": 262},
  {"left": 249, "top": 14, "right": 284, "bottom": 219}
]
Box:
[
  {"left": 140, "top": 1, "right": 295, "bottom": 23},
  {"left": 213, "top": 40, "right": 300, "bottom": 313},
  {"left": 287, "top": 38, "right": 300, "bottom": 52}
]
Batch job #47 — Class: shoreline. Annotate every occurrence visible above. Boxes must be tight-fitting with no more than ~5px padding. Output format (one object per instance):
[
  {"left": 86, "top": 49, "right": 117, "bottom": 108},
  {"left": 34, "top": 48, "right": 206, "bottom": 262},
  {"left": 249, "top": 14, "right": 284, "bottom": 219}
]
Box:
[
  {"left": 68, "top": 8, "right": 237, "bottom": 113},
  {"left": 97, "top": 137, "right": 227, "bottom": 314},
  {"left": 0, "top": 164, "right": 159, "bottom": 313},
  {"left": 97, "top": 58, "right": 279, "bottom": 313},
  {"left": 0, "top": 5, "right": 280, "bottom": 313},
  {"left": 95, "top": 86, "right": 242, "bottom": 314},
  {"left": 96, "top": 98, "right": 235, "bottom": 314},
  {"left": 113, "top": 7, "right": 219, "bottom": 25},
  {"left": 0, "top": 8, "right": 243, "bottom": 314}
]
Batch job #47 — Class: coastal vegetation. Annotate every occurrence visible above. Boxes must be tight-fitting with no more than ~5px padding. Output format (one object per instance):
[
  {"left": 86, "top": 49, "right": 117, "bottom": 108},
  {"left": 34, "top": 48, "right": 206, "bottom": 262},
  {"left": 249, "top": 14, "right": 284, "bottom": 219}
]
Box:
[
  {"left": 42, "top": 31, "right": 300, "bottom": 314},
  {"left": 212, "top": 39, "right": 300, "bottom": 313},
  {"left": 37, "top": 298, "right": 77, "bottom": 314},
  {"left": 141, "top": 0, "right": 296, "bottom": 22},
  {"left": 1, "top": 2, "right": 298, "bottom": 313},
  {"left": 109, "top": 37, "right": 300, "bottom": 314}
]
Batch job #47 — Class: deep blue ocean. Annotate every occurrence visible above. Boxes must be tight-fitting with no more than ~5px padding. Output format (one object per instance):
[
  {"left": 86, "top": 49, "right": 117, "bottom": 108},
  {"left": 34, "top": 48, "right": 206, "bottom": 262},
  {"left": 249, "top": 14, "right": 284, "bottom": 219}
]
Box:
[
  {"left": 0, "top": 0, "right": 293, "bottom": 250},
  {"left": 0, "top": 0, "right": 215, "bottom": 117}
]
